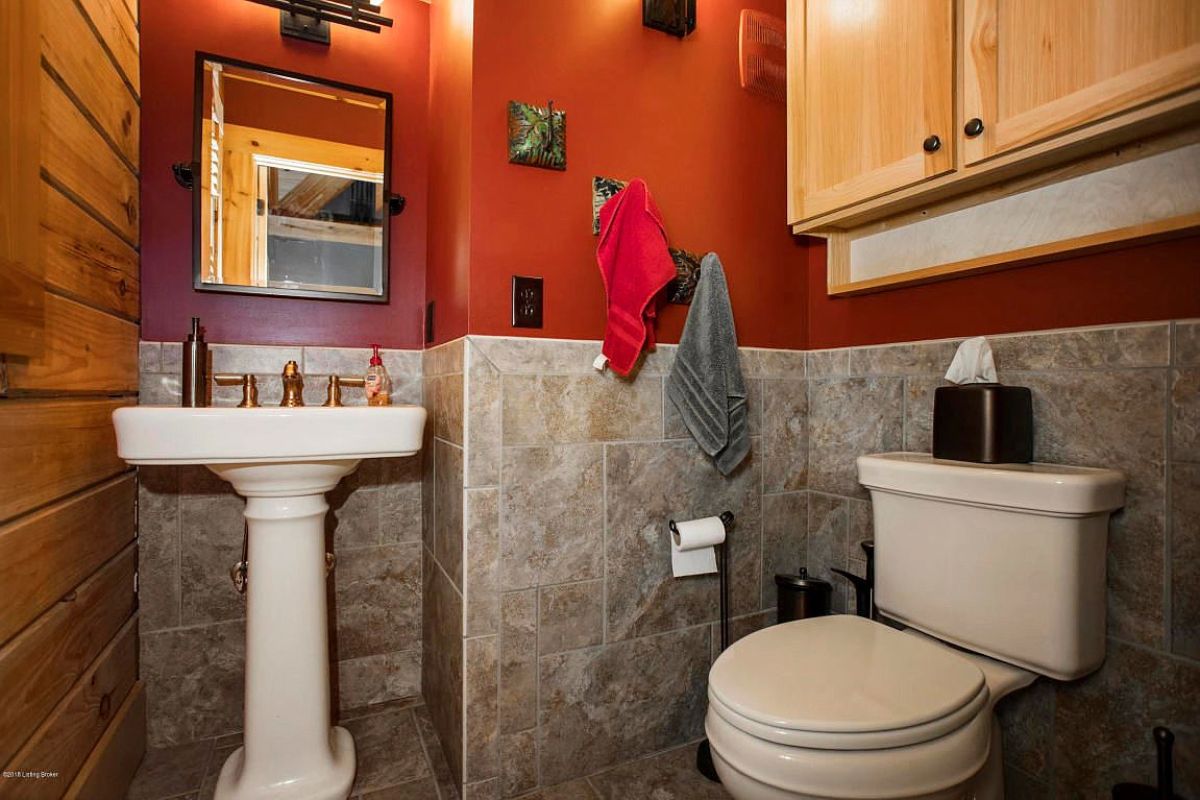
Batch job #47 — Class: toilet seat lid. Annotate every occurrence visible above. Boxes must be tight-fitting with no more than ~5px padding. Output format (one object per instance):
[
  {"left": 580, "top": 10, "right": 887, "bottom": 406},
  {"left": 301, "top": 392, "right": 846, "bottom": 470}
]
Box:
[{"left": 709, "top": 615, "right": 985, "bottom": 736}]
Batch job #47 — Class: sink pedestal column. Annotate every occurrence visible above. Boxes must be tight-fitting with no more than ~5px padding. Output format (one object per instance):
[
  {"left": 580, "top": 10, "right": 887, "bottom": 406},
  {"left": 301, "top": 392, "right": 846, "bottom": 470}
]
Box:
[{"left": 211, "top": 461, "right": 360, "bottom": 800}]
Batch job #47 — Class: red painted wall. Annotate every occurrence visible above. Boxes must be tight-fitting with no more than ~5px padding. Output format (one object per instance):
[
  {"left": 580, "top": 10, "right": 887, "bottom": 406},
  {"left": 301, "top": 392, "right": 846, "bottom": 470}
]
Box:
[
  {"left": 454, "top": 0, "right": 807, "bottom": 349},
  {"left": 425, "top": 0, "right": 473, "bottom": 345},
  {"left": 140, "top": 0, "right": 429, "bottom": 348},
  {"left": 805, "top": 235, "right": 1200, "bottom": 349},
  {"left": 141, "top": 0, "right": 1197, "bottom": 352}
]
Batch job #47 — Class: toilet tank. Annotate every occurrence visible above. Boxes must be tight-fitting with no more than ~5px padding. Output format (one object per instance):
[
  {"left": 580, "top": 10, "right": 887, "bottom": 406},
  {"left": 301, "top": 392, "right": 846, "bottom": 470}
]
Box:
[{"left": 858, "top": 453, "right": 1125, "bottom": 681}]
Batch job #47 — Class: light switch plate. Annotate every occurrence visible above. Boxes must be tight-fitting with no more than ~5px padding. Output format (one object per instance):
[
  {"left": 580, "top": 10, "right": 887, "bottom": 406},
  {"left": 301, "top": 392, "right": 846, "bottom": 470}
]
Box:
[{"left": 512, "top": 276, "right": 543, "bottom": 328}]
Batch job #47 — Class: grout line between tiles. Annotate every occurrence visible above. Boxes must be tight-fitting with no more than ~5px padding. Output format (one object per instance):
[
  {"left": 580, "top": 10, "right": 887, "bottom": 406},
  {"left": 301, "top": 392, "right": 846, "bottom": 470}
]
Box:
[
  {"left": 413, "top": 707, "right": 444, "bottom": 799},
  {"left": 1108, "top": 633, "right": 1200, "bottom": 668},
  {"left": 1164, "top": 327, "right": 1175, "bottom": 653}
]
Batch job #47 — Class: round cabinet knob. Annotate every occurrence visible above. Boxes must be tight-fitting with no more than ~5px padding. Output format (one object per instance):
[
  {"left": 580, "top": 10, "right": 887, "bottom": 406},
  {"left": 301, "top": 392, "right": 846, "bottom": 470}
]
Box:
[
  {"left": 922, "top": 134, "right": 942, "bottom": 153},
  {"left": 964, "top": 118, "right": 985, "bottom": 137}
]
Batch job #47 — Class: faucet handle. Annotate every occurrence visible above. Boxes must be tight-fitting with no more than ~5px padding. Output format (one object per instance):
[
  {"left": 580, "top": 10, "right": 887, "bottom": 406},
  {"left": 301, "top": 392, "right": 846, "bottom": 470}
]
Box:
[
  {"left": 213, "top": 373, "right": 259, "bottom": 408},
  {"left": 322, "top": 375, "right": 366, "bottom": 407}
]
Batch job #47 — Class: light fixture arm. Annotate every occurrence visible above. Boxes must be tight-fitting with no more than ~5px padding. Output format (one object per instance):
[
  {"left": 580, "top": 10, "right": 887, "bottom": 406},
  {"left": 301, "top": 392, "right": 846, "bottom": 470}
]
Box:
[{"left": 244, "top": 0, "right": 394, "bottom": 44}]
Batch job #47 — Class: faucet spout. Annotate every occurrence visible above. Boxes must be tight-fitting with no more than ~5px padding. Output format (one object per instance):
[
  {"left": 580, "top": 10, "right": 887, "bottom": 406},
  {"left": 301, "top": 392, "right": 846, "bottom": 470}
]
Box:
[{"left": 281, "top": 360, "right": 305, "bottom": 407}]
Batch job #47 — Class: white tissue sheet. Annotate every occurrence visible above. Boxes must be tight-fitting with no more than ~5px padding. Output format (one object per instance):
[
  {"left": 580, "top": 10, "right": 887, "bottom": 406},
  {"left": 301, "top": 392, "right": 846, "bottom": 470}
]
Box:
[
  {"left": 945, "top": 336, "right": 998, "bottom": 384},
  {"left": 670, "top": 516, "right": 726, "bottom": 577}
]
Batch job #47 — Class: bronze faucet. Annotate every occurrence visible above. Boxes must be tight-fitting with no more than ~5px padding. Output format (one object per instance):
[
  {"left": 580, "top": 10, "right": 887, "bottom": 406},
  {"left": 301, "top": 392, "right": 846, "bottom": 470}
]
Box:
[{"left": 281, "top": 361, "right": 304, "bottom": 407}]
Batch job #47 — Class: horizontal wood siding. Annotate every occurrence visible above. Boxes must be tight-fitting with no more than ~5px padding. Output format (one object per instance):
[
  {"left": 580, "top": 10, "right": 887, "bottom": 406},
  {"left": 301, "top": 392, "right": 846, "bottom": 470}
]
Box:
[
  {"left": 0, "top": 399, "right": 133, "bottom": 523},
  {"left": 76, "top": 0, "right": 140, "bottom": 96},
  {"left": 0, "top": 476, "right": 136, "bottom": 646},
  {"left": 0, "top": 1, "right": 45, "bottom": 358},
  {"left": 4, "top": 617, "right": 138, "bottom": 799},
  {"left": 5, "top": 293, "right": 139, "bottom": 394},
  {"left": 40, "top": 0, "right": 139, "bottom": 168},
  {"left": 0, "top": 546, "right": 137, "bottom": 766},
  {"left": 41, "top": 181, "right": 140, "bottom": 320},
  {"left": 64, "top": 682, "right": 145, "bottom": 800},
  {"left": 0, "top": 0, "right": 142, "bottom": 788},
  {"left": 41, "top": 71, "right": 139, "bottom": 245}
]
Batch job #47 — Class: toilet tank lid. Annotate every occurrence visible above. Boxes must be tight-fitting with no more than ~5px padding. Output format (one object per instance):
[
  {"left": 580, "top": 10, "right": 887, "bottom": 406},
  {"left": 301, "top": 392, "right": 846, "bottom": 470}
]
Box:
[{"left": 857, "top": 453, "right": 1125, "bottom": 515}]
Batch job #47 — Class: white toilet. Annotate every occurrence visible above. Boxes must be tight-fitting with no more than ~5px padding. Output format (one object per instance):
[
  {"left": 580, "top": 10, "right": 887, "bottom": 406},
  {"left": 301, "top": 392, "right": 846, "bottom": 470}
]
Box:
[{"left": 706, "top": 452, "right": 1125, "bottom": 800}]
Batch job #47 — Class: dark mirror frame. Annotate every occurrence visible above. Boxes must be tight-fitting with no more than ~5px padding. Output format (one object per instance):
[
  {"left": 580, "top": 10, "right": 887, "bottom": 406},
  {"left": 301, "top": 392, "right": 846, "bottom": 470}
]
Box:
[{"left": 191, "top": 52, "right": 394, "bottom": 304}]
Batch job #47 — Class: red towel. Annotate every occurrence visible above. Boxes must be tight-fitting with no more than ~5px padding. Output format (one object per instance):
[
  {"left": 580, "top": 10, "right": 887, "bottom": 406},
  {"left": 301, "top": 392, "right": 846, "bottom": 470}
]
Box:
[{"left": 596, "top": 179, "right": 676, "bottom": 376}]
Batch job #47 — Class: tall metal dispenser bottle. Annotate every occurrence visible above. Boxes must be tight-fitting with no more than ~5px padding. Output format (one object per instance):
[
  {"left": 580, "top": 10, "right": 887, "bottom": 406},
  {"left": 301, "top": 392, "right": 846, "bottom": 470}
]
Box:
[{"left": 181, "top": 317, "right": 210, "bottom": 407}]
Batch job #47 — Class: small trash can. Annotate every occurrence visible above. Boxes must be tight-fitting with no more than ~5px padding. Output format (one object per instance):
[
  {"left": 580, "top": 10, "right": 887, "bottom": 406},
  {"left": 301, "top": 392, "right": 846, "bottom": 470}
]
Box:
[{"left": 775, "top": 569, "right": 832, "bottom": 623}]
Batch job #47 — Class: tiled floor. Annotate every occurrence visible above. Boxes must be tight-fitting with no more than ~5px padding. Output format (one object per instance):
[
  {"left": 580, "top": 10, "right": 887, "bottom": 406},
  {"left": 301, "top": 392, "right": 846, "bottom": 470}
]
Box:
[
  {"left": 126, "top": 699, "right": 730, "bottom": 800},
  {"left": 126, "top": 700, "right": 453, "bottom": 800}
]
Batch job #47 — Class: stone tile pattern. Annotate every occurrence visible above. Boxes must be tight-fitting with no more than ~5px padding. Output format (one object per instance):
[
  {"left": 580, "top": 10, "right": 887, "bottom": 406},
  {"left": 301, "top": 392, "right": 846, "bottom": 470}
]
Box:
[
  {"left": 138, "top": 321, "right": 1200, "bottom": 799},
  {"left": 126, "top": 706, "right": 729, "bottom": 800},
  {"left": 805, "top": 321, "right": 1199, "bottom": 798},
  {"left": 452, "top": 337, "right": 807, "bottom": 797},
  {"left": 422, "top": 339, "right": 468, "bottom": 791},
  {"left": 452, "top": 323, "right": 1199, "bottom": 799},
  {"left": 136, "top": 344, "right": 424, "bottom": 748},
  {"left": 126, "top": 701, "right": 456, "bottom": 800}
]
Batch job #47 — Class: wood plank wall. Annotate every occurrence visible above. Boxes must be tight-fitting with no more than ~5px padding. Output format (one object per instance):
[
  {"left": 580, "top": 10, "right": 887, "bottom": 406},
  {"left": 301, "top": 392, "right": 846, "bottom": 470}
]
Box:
[{"left": 0, "top": 0, "right": 144, "bottom": 797}]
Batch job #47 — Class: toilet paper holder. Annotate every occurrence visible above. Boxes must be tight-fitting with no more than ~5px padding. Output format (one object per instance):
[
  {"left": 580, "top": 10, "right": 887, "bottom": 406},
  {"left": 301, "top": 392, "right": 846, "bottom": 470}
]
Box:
[
  {"left": 668, "top": 510, "right": 735, "bottom": 650},
  {"left": 671, "top": 511, "right": 734, "bottom": 785}
]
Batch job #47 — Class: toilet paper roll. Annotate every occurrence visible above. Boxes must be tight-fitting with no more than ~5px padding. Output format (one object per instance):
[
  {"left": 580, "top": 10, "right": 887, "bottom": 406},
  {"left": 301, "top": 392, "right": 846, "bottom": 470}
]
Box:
[{"left": 669, "top": 516, "right": 726, "bottom": 577}]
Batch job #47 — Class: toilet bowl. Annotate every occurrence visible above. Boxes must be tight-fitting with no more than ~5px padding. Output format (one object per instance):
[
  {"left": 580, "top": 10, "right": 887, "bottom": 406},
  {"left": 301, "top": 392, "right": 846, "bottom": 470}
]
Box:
[
  {"left": 706, "top": 453, "right": 1125, "bottom": 800},
  {"left": 706, "top": 615, "right": 1034, "bottom": 800}
]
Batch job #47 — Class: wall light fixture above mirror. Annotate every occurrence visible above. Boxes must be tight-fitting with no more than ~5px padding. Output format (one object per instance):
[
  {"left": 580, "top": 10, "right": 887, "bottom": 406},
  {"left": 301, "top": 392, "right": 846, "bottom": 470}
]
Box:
[
  {"left": 244, "top": 0, "right": 393, "bottom": 45},
  {"left": 192, "top": 54, "right": 393, "bottom": 302}
]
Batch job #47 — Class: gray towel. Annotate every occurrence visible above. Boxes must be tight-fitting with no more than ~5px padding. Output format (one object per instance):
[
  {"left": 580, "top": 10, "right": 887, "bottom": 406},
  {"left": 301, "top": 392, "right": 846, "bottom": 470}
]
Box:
[{"left": 666, "top": 253, "right": 749, "bottom": 476}]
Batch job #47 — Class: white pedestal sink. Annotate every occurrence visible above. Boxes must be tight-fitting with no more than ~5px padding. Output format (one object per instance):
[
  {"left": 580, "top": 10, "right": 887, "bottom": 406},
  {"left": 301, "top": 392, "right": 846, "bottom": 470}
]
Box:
[{"left": 113, "top": 406, "right": 426, "bottom": 800}]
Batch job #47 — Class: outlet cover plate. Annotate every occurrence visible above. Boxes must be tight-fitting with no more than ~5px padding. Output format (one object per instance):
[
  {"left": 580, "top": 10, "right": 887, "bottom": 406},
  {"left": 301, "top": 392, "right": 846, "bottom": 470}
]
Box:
[{"left": 511, "top": 276, "right": 543, "bottom": 328}]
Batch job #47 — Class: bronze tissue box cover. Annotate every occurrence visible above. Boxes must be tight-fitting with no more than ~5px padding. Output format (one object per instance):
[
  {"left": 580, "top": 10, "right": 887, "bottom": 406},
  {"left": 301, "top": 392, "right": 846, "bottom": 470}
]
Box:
[{"left": 933, "top": 384, "right": 1033, "bottom": 464}]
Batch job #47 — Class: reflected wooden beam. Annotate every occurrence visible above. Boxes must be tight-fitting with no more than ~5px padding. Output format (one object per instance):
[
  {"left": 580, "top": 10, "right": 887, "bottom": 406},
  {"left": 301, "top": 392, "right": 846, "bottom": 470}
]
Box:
[
  {"left": 268, "top": 216, "right": 382, "bottom": 247},
  {"left": 276, "top": 174, "right": 352, "bottom": 217}
]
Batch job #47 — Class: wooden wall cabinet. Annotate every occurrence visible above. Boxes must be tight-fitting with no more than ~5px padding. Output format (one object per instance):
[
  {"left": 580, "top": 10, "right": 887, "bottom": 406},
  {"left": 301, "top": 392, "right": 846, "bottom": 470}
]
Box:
[
  {"left": 788, "top": 0, "right": 1200, "bottom": 293},
  {"left": 788, "top": 0, "right": 955, "bottom": 221},
  {"left": 962, "top": 0, "right": 1200, "bottom": 165}
]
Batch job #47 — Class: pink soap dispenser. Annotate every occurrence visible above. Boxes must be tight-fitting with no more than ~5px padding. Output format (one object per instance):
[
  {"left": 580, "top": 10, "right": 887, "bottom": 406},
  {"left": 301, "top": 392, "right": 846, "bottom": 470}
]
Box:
[{"left": 364, "top": 344, "right": 392, "bottom": 406}]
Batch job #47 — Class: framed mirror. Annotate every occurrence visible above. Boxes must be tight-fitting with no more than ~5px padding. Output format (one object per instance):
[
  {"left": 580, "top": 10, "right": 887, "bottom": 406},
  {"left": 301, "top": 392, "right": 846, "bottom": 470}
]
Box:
[{"left": 192, "top": 54, "right": 392, "bottom": 302}]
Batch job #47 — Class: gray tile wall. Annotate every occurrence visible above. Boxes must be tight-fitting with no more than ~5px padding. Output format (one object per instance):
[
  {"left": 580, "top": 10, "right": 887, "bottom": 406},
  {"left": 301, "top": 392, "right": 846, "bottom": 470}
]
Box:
[
  {"left": 441, "top": 322, "right": 1198, "bottom": 798},
  {"left": 137, "top": 343, "right": 424, "bottom": 748},
  {"left": 136, "top": 320, "right": 1199, "bottom": 798},
  {"left": 443, "top": 337, "right": 808, "bottom": 798},
  {"left": 421, "top": 339, "right": 467, "bottom": 790},
  {"left": 805, "top": 321, "right": 1199, "bottom": 797}
]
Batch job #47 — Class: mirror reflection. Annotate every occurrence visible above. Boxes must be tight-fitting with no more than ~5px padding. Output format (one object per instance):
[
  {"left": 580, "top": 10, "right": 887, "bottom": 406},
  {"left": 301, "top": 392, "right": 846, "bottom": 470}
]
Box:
[{"left": 194, "top": 57, "right": 391, "bottom": 301}]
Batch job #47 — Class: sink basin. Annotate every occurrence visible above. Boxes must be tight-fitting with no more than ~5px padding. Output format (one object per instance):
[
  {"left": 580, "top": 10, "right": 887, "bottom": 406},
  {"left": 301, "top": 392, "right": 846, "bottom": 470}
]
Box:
[
  {"left": 113, "top": 404, "right": 426, "bottom": 800},
  {"left": 113, "top": 405, "right": 425, "bottom": 464}
]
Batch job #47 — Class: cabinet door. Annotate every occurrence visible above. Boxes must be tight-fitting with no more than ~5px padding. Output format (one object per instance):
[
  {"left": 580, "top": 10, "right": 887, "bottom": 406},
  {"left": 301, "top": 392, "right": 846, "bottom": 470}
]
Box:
[
  {"left": 962, "top": 0, "right": 1200, "bottom": 165},
  {"left": 789, "top": 0, "right": 954, "bottom": 223}
]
